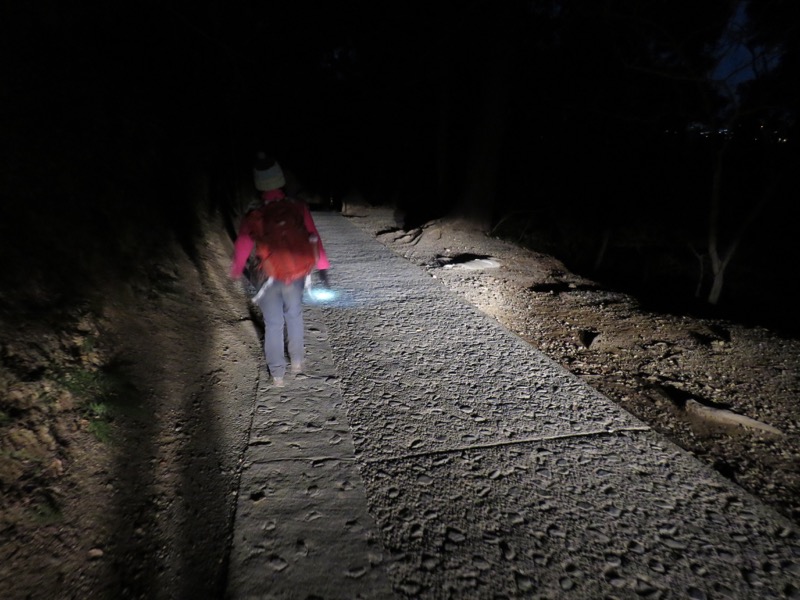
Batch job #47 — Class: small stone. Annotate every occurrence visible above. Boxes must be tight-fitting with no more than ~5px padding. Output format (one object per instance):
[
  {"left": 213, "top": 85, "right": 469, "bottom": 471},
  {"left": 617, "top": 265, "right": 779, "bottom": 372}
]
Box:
[
  {"left": 6, "top": 387, "right": 36, "bottom": 411},
  {"left": 54, "top": 390, "right": 75, "bottom": 412},
  {"left": 88, "top": 548, "right": 104, "bottom": 560},
  {"left": 43, "top": 458, "right": 64, "bottom": 478}
]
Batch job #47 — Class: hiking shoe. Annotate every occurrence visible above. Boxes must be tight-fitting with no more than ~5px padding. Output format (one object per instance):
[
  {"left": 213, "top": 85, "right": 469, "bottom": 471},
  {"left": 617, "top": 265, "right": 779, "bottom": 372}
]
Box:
[
  {"left": 272, "top": 376, "right": 285, "bottom": 387},
  {"left": 291, "top": 362, "right": 304, "bottom": 375}
]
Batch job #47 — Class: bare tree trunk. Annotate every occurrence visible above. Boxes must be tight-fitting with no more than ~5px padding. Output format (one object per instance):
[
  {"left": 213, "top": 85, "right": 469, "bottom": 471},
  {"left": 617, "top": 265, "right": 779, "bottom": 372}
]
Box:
[
  {"left": 689, "top": 244, "right": 706, "bottom": 298},
  {"left": 436, "top": 53, "right": 450, "bottom": 210},
  {"left": 593, "top": 229, "right": 612, "bottom": 272},
  {"left": 707, "top": 147, "right": 727, "bottom": 304},
  {"left": 706, "top": 145, "right": 774, "bottom": 305},
  {"left": 455, "top": 55, "right": 511, "bottom": 231}
]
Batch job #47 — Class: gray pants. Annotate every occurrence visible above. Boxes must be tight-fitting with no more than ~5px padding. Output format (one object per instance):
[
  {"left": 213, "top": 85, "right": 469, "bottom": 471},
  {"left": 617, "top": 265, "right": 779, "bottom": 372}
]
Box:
[{"left": 255, "top": 278, "right": 305, "bottom": 378}]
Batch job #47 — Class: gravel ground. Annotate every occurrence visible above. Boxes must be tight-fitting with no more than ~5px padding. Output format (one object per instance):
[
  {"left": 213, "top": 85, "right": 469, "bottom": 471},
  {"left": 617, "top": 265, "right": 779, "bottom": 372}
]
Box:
[{"left": 343, "top": 206, "right": 800, "bottom": 527}]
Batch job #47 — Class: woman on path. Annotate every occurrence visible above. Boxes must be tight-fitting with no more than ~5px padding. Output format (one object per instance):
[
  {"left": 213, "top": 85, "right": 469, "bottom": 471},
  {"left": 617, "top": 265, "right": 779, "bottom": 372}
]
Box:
[{"left": 229, "top": 158, "right": 330, "bottom": 385}]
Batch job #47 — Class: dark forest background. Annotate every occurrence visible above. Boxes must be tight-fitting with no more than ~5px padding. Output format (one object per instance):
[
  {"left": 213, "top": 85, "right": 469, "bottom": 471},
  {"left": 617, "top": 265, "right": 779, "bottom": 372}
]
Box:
[{"left": 1, "top": 1, "right": 798, "bottom": 332}]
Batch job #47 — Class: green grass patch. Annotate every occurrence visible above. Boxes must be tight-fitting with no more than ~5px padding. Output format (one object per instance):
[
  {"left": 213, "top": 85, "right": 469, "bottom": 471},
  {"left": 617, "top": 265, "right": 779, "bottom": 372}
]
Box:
[
  {"left": 30, "top": 493, "right": 63, "bottom": 525},
  {"left": 87, "top": 401, "right": 110, "bottom": 418},
  {"left": 60, "top": 368, "right": 116, "bottom": 400},
  {"left": 58, "top": 362, "right": 143, "bottom": 444},
  {"left": 80, "top": 335, "right": 97, "bottom": 354},
  {"left": 86, "top": 401, "right": 115, "bottom": 443},
  {"left": 87, "top": 419, "right": 113, "bottom": 444}
]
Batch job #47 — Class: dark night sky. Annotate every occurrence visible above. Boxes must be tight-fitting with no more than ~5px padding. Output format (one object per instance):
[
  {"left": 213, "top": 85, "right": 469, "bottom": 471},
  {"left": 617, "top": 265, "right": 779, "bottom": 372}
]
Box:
[
  {"left": 4, "top": 1, "right": 792, "bottom": 200},
  {"left": 4, "top": 2, "right": 798, "bottom": 212}
]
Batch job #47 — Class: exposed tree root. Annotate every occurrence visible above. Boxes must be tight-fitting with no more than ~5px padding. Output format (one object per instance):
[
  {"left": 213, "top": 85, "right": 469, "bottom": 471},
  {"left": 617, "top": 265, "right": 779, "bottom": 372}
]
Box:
[{"left": 685, "top": 399, "right": 783, "bottom": 436}]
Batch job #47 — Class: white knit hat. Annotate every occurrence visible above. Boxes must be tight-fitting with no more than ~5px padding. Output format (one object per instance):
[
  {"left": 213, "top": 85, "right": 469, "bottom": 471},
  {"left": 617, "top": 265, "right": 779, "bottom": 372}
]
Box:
[{"left": 254, "top": 161, "right": 286, "bottom": 191}]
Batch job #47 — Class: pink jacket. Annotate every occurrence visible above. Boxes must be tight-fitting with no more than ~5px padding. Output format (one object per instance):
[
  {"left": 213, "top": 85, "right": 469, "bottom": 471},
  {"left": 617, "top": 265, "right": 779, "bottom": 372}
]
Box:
[{"left": 229, "top": 189, "right": 330, "bottom": 279}]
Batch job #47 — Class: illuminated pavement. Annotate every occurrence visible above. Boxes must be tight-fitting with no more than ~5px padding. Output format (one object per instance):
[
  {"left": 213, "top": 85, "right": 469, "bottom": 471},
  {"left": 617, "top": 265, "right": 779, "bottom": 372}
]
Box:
[{"left": 226, "top": 213, "right": 800, "bottom": 599}]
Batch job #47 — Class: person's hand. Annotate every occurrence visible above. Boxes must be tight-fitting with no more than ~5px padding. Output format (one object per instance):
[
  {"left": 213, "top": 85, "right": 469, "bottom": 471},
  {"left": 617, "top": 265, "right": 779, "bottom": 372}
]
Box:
[{"left": 317, "top": 269, "right": 330, "bottom": 288}]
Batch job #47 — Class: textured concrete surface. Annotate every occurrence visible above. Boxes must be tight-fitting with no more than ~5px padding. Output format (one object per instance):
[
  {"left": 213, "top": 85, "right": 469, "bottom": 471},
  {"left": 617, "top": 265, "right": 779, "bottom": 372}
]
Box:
[
  {"left": 228, "top": 213, "right": 800, "bottom": 599},
  {"left": 226, "top": 311, "right": 393, "bottom": 600}
]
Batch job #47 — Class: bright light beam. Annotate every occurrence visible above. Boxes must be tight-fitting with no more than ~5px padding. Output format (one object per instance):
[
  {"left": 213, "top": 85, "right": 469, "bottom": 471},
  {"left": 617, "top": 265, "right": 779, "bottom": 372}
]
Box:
[{"left": 305, "top": 287, "right": 339, "bottom": 304}]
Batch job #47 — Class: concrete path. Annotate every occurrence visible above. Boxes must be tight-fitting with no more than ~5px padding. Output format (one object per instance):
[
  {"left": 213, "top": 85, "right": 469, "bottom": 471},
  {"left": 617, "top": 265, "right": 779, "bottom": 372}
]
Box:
[{"left": 227, "top": 213, "right": 800, "bottom": 599}]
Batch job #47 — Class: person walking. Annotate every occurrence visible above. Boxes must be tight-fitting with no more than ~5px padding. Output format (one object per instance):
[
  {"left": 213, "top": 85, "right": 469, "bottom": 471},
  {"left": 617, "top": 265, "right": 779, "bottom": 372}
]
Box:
[{"left": 230, "top": 157, "right": 330, "bottom": 386}]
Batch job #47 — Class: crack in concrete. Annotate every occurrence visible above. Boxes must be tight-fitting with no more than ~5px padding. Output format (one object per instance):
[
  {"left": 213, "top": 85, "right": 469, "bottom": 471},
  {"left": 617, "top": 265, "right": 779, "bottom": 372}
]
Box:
[{"left": 362, "top": 426, "right": 653, "bottom": 465}]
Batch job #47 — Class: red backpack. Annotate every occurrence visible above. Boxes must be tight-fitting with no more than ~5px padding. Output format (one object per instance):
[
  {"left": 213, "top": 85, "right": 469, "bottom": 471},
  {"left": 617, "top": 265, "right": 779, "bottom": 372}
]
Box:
[{"left": 245, "top": 198, "right": 318, "bottom": 284}]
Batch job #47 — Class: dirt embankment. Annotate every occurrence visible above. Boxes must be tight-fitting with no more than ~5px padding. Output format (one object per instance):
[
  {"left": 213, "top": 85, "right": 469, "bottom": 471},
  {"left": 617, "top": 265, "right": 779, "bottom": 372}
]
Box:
[{"left": 0, "top": 216, "right": 261, "bottom": 599}]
